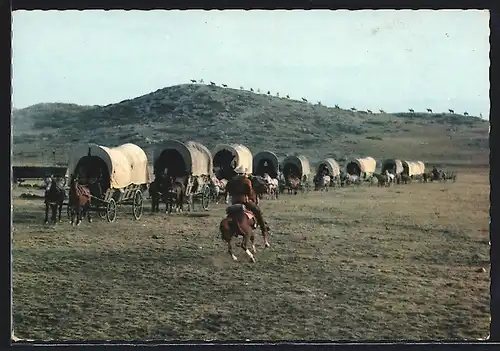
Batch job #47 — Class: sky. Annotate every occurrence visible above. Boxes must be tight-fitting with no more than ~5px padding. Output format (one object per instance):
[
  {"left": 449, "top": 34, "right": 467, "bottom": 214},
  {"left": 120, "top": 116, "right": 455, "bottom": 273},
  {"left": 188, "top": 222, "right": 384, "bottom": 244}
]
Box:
[{"left": 12, "top": 10, "right": 490, "bottom": 118}]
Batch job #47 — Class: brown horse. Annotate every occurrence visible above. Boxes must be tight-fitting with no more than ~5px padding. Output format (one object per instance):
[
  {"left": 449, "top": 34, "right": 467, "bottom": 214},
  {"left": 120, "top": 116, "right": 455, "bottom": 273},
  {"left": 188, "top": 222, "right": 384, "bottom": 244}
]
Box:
[
  {"left": 44, "top": 178, "right": 66, "bottom": 224},
  {"left": 372, "top": 172, "right": 389, "bottom": 187},
  {"left": 286, "top": 175, "right": 301, "bottom": 195},
  {"left": 250, "top": 176, "right": 268, "bottom": 205},
  {"left": 220, "top": 203, "right": 271, "bottom": 263},
  {"left": 165, "top": 175, "right": 186, "bottom": 214},
  {"left": 68, "top": 176, "right": 92, "bottom": 226}
]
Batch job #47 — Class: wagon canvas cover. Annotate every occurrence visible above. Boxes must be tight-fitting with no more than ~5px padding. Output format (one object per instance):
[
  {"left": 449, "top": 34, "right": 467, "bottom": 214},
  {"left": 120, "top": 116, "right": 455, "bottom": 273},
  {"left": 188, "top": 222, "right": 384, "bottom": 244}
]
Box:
[
  {"left": 213, "top": 144, "right": 253, "bottom": 174},
  {"left": 346, "top": 157, "right": 377, "bottom": 174},
  {"left": 67, "top": 143, "right": 151, "bottom": 189},
  {"left": 381, "top": 159, "right": 404, "bottom": 174},
  {"left": 153, "top": 140, "right": 213, "bottom": 176},
  {"left": 402, "top": 160, "right": 425, "bottom": 176},
  {"left": 282, "top": 155, "right": 311, "bottom": 179},
  {"left": 317, "top": 158, "right": 341, "bottom": 177},
  {"left": 253, "top": 151, "right": 280, "bottom": 177}
]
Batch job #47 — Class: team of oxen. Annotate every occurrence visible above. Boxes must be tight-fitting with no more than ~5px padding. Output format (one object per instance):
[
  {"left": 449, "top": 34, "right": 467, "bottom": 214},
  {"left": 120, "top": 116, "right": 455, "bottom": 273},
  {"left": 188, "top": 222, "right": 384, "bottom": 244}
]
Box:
[{"left": 38, "top": 140, "right": 457, "bottom": 262}]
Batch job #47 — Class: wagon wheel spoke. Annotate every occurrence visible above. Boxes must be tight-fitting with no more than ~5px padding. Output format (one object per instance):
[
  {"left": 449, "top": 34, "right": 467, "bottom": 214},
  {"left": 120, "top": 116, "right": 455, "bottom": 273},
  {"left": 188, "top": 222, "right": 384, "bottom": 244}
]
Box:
[
  {"left": 106, "top": 198, "right": 117, "bottom": 222},
  {"left": 133, "top": 190, "right": 143, "bottom": 220},
  {"left": 201, "top": 185, "right": 211, "bottom": 211}
]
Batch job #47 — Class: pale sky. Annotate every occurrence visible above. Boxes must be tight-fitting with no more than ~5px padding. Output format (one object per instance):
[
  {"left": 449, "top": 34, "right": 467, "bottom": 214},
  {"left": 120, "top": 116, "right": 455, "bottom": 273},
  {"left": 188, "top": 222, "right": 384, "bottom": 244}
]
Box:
[{"left": 12, "top": 10, "right": 490, "bottom": 118}]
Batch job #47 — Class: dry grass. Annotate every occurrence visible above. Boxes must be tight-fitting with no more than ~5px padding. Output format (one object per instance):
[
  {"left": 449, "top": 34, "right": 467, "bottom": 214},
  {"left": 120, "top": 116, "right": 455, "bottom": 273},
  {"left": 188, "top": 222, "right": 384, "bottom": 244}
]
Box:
[{"left": 12, "top": 169, "right": 490, "bottom": 341}]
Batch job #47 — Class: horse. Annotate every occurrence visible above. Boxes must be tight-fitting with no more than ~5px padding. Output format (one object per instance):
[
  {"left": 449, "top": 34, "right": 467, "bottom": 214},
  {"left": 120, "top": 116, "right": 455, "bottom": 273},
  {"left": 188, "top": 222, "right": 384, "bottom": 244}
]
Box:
[
  {"left": 212, "top": 177, "right": 229, "bottom": 204},
  {"left": 251, "top": 175, "right": 268, "bottom": 203},
  {"left": 341, "top": 173, "right": 361, "bottom": 187},
  {"left": 219, "top": 203, "right": 271, "bottom": 263},
  {"left": 262, "top": 173, "right": 279, "bottom": 199},
  {"left": 314, "top": 173, "right": 331, "bottom": 191},
  {"left": 400, "top": 174, "right": 411, "bottom": 184},
  {"left": 164, "top": 175, "right": 186, "bottom": 214},
  {"left": 371, "top": 172, "right": 389, "bottom": 187},
  {"left": 285, "top": 174, "right": 301, "bottom": 195},
  {"left": 68, "top": 176, "right": 92, "bottom": 226},
  {"left": 43, "top": 177, "right": 66, "bottom": 224},
  {"left": 385, "top": 170, "right": 396, "bottom": 185}
]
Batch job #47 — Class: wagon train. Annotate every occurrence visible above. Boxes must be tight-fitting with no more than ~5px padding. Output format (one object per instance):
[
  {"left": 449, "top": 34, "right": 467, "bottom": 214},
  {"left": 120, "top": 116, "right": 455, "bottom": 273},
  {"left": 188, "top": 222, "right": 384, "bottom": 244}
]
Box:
[
  {"left": 281, "top": 155, "right": 311, "bottom": 194},
  {"left": 313, "top": 158, "right": 341, "bottom": 189},
  {"left": 152, "top": 140, "right": 213, "bottom": 211},
  {"left": 65, "top": 143, "right": 151, "bottom": 222}
]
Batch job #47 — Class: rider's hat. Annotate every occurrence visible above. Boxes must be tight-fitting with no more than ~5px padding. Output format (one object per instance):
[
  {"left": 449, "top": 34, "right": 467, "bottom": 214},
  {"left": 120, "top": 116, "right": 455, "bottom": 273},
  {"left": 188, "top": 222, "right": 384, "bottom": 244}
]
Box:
[{"left": 234, "top": 166, "right": 246, "bottom": 174}]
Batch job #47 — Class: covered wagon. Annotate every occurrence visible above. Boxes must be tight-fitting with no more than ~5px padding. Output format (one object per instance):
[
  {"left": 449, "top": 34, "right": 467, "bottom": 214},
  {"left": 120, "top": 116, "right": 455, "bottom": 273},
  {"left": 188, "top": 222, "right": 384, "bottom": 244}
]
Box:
[
  {"left": 66, "top": 143, "right": 151, "bottom": 222},
  {"left": 314, "top": 158, "right": 341, "bottom": 188},
  {"left": 281, "top": 155, "right": 311, "bottom": 194},
  {"left": 253, "top": 151, "right": 280, "bottom": 178},
  {"left": 282, "top": 155, "right": 311, "bottom": 181},
  {"left": 316, "top": 158, "right": 341, "bottom": 178},
  {"left": 401, "top": 160, "right": 425, "bottom": 177},
  {"left": 345, "top": 157, "right": 377, "bottom": 178},
  {"left": 212, "top": 143, "right": 253, "bottom": 180},
  {"left": 381, "top": 159, "right": 404, "bottom": 175},
  {"left": 152, "top": 140, "right": 213, "bottom": 210}
]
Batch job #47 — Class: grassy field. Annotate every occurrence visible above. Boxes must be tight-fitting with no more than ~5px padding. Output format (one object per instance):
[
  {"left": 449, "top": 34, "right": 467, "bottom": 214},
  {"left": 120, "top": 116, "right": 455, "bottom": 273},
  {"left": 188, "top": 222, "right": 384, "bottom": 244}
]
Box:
[{"left": 12, "top": 169, "right": 490, "bottom": 341}]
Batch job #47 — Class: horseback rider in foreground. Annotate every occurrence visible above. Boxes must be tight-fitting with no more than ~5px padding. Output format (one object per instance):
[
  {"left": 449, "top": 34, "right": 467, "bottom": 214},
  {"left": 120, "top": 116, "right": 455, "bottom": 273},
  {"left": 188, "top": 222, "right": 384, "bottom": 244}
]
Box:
[{"left": 226, "top": 166, "right": 270, "bottom": 245}]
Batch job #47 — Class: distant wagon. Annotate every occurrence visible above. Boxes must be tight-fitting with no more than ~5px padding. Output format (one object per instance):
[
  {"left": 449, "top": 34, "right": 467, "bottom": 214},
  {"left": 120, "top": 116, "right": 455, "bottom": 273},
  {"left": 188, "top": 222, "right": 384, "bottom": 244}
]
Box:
[
  {"left": 153, "top": 140, "right": 213, "bottom": 211},
  {"left": 253, "top": 151, "right": 280, "bottom": 178},
  {"left": 315, "top": 158, "right": 341, "bottom": 178},
  {"left": 401, "top": 160, "right": 425, "bottom": 178},
  {"left": 345, "top": 157, "right": 377, "bottom": 179},
  {"left": 212, "top": 143, "right": 253, "bottom": 180},
  {"left": 66, "top": 143, "right": 151, "bottom": 222},
  {"left": 314, "top": 158, "right": 341, "bottom": 185},
  {"left": 281, "top": 155, "right": 311, "bottom": 193},
  {"left": 381, "top": 159, "right": 404, "bottom": 175}
]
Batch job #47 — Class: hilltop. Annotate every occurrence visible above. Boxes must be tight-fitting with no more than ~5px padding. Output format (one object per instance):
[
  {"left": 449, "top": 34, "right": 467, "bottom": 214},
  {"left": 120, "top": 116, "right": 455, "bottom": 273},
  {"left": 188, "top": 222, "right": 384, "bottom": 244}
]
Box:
[{"left": 12, "top": 84, "right": 489, "bottom": 167}]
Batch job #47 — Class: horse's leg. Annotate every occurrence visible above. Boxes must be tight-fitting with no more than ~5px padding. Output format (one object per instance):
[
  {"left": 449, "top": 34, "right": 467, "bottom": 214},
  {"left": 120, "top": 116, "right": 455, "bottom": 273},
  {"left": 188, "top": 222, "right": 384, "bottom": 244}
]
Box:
[
  {"left": 87, "top": 203, "right": 92, "bottom": 223},
  {"left": 70, "top": 205, "right": 75, "bottom": 226},
  {"left": 57, "top": 204, "right": 62, "bottom": 223},
  {"left": 227, "top": 237, "right": 238, "bottom": 261},
  {"left": 44, "top": 203, "right": 49, "bottom": 224},
  {"left": 76, "top": 204, "right": 82, "bottom": 226},
  {"left": 51, "top": 204, "right": 57, "bottom": 223},
  {"left": 250, "top": 234, "right": 257, "bottom": 254},
  {"left": 242, "top": 232, "right": 256, "bottom": 263}
]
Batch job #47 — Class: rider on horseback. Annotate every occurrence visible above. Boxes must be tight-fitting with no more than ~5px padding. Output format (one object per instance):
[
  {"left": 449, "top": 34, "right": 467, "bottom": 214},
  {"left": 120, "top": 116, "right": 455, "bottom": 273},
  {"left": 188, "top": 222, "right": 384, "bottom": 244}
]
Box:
[{"left": 226, "top": 166, "right": 269, "bottom": 239}]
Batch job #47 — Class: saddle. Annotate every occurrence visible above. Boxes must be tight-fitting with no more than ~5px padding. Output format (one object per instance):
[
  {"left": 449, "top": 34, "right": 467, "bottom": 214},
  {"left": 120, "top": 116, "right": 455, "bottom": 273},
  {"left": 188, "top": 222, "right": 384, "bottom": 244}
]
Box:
[{"left": 225, "top": 204, "right": 256, "bottom": 226}]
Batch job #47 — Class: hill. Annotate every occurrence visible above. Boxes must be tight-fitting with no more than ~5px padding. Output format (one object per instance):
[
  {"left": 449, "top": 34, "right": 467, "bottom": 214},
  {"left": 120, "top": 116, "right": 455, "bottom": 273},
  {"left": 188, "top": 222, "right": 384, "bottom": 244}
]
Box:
[{"left": 12, "top": 84, "right": 489, "bottom": 167}]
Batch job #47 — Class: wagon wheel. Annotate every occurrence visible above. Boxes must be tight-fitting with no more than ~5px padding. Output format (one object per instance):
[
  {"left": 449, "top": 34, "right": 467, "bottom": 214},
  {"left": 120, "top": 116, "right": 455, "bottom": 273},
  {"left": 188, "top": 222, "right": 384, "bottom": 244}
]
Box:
[
  {"left": 98, "top": 205, "right": 107, "bottom": 219},
  {"left": 132, "top": 189, "right": 144, "bottom": 220},
  {"left": 201, "top": 185, "right": 211, "bottom": 211},
  {"left": 106, "top": 198, "right": 117, "bottom": 223}
]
